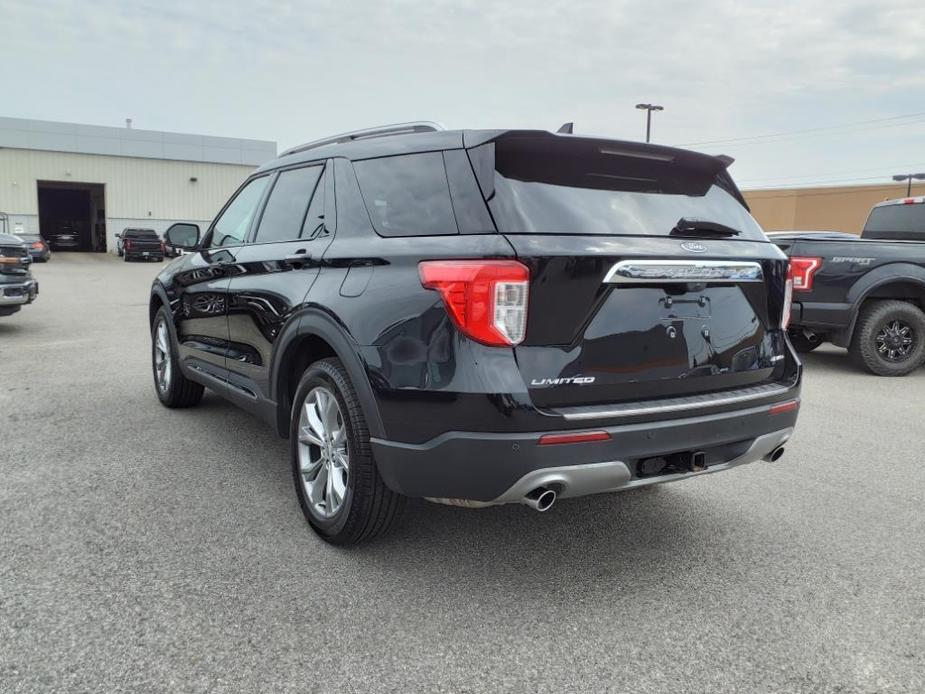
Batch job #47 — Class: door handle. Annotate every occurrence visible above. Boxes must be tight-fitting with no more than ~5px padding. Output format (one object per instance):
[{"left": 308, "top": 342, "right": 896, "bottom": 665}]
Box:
[{"left": 285, "top": 249, "right": 312, "bottom": 268}]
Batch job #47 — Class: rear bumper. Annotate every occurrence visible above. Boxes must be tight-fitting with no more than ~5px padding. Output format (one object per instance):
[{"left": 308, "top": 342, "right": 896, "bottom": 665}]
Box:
[
  {"left": 790, "top": 300, "right": 852, "bottom": 331},
  {"left": 127, "top": 252, "right": 163, "bottom": 259},
  {"left": 0, "top": 278, "right": 38, "bottom": 306},
  {"left": 371, "top": 392, "right": 800, "bottom": 503}
]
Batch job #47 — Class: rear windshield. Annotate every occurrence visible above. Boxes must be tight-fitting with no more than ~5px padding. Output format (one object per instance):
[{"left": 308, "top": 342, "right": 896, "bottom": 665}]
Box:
[
  {"left": 480, "top": 137, "right": 766, "bottom": 240},
  {"left": 862, "top": 204, "right": 925, "bottom": 240},
  {"left": 125, "top": 230, "right": 158, "bottom": 239}
]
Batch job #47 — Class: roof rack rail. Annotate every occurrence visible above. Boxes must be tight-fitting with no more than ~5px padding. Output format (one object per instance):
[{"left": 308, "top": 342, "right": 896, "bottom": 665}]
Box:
[{"left": 280, "top": 121, "right": 445, "bottom": 157}]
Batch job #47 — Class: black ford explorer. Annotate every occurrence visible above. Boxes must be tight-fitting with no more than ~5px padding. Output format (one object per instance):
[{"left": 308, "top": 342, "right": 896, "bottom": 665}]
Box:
[{"left": 149, "top": 123, "right": 802, "bottom": 545}]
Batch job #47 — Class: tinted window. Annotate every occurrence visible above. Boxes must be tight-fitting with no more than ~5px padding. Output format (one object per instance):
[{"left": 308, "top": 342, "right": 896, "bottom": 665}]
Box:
[
  {"left": 483, "top": 136, "right": 765, "bottom": 240},
  {"left": 254, "top": 166, "right": 323, "bottom": 243},
  {"left": 333, "top": 159, "right": 375, "bottom": 238},
  {"left": 354, "top": 153, "right": 458, "bottom": 236},
  {"left": 125, "top": 229, "right": 158, "bottom": 239},
  {"left": 444, "top": 150, "right": 495, "bottom": 234},
  {"left": 210, "top": 176, "right": 269, "bottom": 248},
  {"left": 863, "top": 204, "right": 925, "bottom": 240},
  {"left": 303, "top": 171, "right": 326, "bottom": 239}
]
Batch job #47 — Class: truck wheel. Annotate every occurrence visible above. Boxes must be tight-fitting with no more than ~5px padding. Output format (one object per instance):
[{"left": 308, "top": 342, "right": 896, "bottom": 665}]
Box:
[
  {"left": 152, "top": 308, "right": 204, "bottom": 407},
  {"left": 849, "top": 300, "right": 925, "bottom": 376},
  {"left": 290, "top": 357, "right": 404, "bottom": 545},
  {"left": 788, "top": 328, "right": 825, "bottom": 353}
]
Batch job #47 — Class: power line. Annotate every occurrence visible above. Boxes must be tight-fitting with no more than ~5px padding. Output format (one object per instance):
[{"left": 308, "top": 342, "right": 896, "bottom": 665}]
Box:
[{"left": 676, "top": 111, "right": 925, "bottom": 147}]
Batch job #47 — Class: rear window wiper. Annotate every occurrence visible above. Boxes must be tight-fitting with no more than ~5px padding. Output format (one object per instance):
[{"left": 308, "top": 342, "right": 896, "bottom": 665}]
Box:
[{"left": 670, "top": 218, "right": 741, "bottom": 238}]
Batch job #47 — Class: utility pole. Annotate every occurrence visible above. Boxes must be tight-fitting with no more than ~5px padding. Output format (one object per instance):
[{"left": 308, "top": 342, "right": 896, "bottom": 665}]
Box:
[
  {"left": 892, "top": 173, "right": 925, "bottom": 197},
  {"left": 635, "top": 103, "right": 664, "bottom": 143}
]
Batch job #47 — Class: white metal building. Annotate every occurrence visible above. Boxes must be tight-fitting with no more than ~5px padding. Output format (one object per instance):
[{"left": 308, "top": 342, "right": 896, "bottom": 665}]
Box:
[{"left": 0, "top": 117, "right": 276, "bottom": 253}]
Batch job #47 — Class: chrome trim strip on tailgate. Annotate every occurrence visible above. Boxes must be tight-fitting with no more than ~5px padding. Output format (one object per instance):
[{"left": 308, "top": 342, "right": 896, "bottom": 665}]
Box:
[
  {"left": 556, "top": 383, "right": 793, "bottom": 421},
  {"left": 604, "top": 259, "right": 764, "bottom": 284}
]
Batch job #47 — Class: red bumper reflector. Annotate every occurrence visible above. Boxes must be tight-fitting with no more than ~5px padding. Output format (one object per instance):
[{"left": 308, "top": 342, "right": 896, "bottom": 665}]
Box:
[
  {"left": 768, "top": 399, "right": 800, "bottom": 415},
  {"left": 538, "top": 431, "right": 611, "bottom": 446}
]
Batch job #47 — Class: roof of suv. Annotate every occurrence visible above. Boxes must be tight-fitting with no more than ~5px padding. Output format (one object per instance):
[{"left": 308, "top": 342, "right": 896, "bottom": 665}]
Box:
[{"left": 259, "top": 127, "right": 733, "bottom": 178}]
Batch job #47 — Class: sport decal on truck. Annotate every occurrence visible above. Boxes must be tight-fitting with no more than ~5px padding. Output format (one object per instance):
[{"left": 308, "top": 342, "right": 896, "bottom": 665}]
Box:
[{"left": 831, "top": 257, "right": 874, "bottom": 265}]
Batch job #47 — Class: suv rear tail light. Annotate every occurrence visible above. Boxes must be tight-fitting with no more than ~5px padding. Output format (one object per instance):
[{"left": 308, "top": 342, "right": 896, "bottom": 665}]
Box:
[
  {"left": 789, "top": 256, "right": 822, "bottom": 291},
  {"left": 31, "top": 241, "right": 43, "bottom": 249},
  {"left": 419, "top": 260, "right": 529, "bottom": 346},
  {"left": 124, "top": 239, "right": 132, "bottom": 251},
  {"left": 782, "top": 263, "right": 793, "bottom": 330}
]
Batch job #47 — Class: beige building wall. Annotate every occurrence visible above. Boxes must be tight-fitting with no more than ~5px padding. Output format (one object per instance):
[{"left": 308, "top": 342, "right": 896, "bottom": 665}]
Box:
[
  {"left": 0, "top": 148, "right": 255, "bottom": 220},
  {"left": 745, "top": 182, "right": 925, "bottom": 234}
]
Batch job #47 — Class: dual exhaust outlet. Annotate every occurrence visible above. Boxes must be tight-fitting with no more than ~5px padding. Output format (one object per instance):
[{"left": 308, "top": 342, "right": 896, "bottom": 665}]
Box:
[{"left": 520, "top": 445, "right": 787, "bottom": 512}]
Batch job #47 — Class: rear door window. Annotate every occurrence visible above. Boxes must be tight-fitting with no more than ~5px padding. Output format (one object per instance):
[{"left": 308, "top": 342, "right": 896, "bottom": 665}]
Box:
[
  {"left": 863, "top": 204, "right": 925, "bottom": 240},
  {"left": 253, "top": 165, "right": 324, "bottom": 243},
  {"left": 353, "top": 153, "right": 458, "bottom": 236}
]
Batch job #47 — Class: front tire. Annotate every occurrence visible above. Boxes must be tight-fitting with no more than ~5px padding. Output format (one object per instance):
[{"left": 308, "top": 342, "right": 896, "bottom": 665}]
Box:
[
  {"left": 290, "top": 358, "right": 404, "bottom": 545},
  {"left": 849, "top": 300, "right": 925, "bottom": 376},
  {"left": 152, "top": 308, "right": 204, "bottom": 407}
]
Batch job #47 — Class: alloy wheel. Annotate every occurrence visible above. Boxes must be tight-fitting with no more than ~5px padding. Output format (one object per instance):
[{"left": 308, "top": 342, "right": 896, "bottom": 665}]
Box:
[
  {"left": 875, "top": 320, "right": 915, "bottom": 362},
  {"left": 154, "top": 320, "right": 172, "bottom": 392},
  {"left": 297, "top": 386, "right": 349, "bottom": 518}
]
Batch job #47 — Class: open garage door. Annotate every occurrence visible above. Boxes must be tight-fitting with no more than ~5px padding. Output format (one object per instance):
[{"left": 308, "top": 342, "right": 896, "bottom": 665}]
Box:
[{"left": 37, "top": 181, "right": 107, "bottom": 252}]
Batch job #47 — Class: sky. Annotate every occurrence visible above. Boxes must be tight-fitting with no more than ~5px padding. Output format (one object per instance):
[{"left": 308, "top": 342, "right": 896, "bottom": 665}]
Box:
[{"left": 2, "top": 0, "right": 925, "bottom": 189}]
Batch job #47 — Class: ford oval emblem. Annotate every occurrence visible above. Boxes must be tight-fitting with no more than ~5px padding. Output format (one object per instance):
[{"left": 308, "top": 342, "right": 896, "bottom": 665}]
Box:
[{"left": 680, "top": 241, "right": 707, "bottom": 253}]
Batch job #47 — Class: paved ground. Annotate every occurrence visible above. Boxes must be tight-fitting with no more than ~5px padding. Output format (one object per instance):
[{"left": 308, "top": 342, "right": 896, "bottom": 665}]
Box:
[{"left": 1, "top": 253, "right": 923, "bottom": 693}]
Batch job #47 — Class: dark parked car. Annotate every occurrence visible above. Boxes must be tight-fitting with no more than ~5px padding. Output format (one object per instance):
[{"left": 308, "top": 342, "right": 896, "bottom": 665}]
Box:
[
  {"left": 15, "top": 233, "right": 51, "bottom": 262},
  {"left": 771, "top": 197, "right": 925, "bottom": 375},
  {"left": 118, "top": 228, "right": 164, "bottom": 262},
  {"left": 49, "top": 224, "right": 81, "bottom": 250},
  {"left": 0, "top": 234, "right": 38, "bottom": 317},
  {"left": 149, "top": 123, "right": 802, "bottom": 545}
]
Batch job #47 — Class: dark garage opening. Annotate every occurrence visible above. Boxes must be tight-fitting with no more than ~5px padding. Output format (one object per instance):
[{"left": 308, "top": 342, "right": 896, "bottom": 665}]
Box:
[{"left": 37, "top": 181, "right": 107, "bottom": 252}]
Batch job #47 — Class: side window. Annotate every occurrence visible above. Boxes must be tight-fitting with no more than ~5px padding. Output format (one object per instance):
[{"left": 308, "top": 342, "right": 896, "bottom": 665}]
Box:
[
  {"left": 253, "top": 165, "right": 324, "bottom": 244},
  {"left": 210, "top": 176, "right": 269, "bottom": 248},
  {"left": 353, "top": 153, "right": 458, "bottom": 237},
  {"left": 302, "top": 170, "right": 326, "bottom": 239}
]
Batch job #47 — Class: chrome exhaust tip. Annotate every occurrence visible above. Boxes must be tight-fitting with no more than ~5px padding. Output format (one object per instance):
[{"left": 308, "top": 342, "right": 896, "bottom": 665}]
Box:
[
  {"left": 522, "top": 487, "right": 557, "bottom": 512},
  {"left": 763, "top": 446, "right": 786, "bottom": 462}
]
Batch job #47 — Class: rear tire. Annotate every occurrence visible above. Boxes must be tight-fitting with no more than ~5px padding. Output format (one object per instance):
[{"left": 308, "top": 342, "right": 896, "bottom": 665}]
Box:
[
  {"left": 152, "top": 308, "right": 204, "bottom": 407},
  {"left": 123, "top": 254, "right": 130, "bottom": 262},
  {"left": 290, "top": 358, "right": 404, "bottom": 545},
  {"left": 788, "top": 328, "right": 825, "bottom": 353},
  {"left": 849, "top": 300, "right": 925, "bottom": 376}
]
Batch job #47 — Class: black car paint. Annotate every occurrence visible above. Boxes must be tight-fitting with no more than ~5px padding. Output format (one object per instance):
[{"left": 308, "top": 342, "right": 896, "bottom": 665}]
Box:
[
  {"left": 771, "top": 232, "right": 925, "bottom": 346},
  {"left": 152, "top": 129, "right": 801, "bottom": 501}
]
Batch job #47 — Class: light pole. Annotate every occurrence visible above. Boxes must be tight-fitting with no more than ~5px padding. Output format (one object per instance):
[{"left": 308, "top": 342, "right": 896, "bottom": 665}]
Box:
[
  {"left": 892, "top": 173, "right": 925, "bottom": 197},
  {"left": 635, "top": 103, "right": 663, "bottom": 143}
]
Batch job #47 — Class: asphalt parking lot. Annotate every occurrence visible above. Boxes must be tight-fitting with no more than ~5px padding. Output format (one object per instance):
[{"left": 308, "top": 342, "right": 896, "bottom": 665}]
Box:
[{"left": 1, "top": 253, "right": 923, "bottom": 693}]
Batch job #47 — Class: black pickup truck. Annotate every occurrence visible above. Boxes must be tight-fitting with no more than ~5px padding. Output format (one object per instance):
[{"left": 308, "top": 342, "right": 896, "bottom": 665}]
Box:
[
  {"left": 0, "top": 233, "right": 39, "bottom": 317},
  {"left": 770, "top": 196, "right": 925, "bottom": 376}
]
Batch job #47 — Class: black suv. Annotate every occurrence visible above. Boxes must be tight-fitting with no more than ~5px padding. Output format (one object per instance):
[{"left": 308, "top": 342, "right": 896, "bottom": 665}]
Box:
[{"left": 150, "top": 123, "right": 802, "bottom": 545}]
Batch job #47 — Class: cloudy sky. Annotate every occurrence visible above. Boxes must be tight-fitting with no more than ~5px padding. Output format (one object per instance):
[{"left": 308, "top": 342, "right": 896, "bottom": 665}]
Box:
[{"left": 3, "top": 0, "right": 925, "bottom": 189}]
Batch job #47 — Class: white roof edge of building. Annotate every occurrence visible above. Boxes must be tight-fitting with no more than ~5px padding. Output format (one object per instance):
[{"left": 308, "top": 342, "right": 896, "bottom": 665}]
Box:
[{"left": 0, "top": 116, "right": 277, "bottom": 167}]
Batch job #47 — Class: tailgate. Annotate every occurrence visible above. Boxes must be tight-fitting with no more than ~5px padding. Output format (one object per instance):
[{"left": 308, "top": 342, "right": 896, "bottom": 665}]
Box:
[{"left": 508, "top": 235, "right": 790, "bottom": 408}]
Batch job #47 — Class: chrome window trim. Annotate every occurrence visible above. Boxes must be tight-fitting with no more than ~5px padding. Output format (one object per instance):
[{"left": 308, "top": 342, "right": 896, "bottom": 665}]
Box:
[{"left": 604, "top": 259, "right": 764, "bottom": 284}]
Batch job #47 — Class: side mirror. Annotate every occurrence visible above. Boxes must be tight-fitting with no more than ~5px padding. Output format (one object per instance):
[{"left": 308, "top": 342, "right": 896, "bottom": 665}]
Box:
[{"left": 164, "top": 223, "right": 201, "bottom": 251}]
